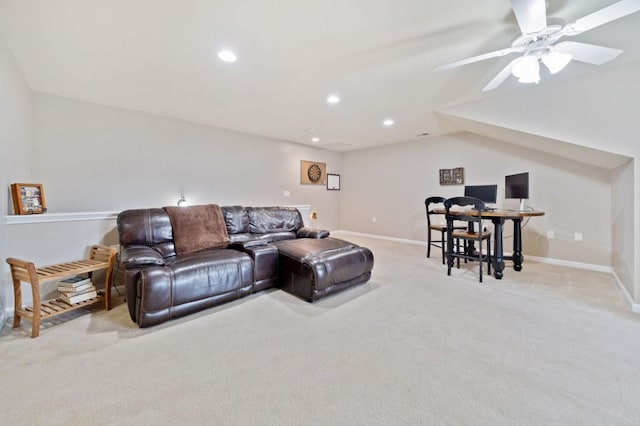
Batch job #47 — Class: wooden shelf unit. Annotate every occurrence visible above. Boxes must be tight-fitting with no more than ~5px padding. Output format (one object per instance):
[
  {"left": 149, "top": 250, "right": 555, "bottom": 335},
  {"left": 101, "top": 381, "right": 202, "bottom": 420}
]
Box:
[{"left": 6, "top": 245, "right": 116, "bottom": 338}]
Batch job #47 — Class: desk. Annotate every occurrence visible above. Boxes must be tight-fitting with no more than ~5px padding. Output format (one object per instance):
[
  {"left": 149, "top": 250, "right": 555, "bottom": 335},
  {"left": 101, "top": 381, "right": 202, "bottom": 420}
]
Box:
[{"left": 436, "top": 208, "right": 545, "bottom": 279}]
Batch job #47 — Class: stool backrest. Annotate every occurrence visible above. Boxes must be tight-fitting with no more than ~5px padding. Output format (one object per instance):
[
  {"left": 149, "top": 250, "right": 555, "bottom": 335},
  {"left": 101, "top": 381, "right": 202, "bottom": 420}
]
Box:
[
  {"left": 444, "top": 196, "right": 486, "bottom": 229},
  {"left": 425, "top": 196, "right": 446, "bottom": 229}
]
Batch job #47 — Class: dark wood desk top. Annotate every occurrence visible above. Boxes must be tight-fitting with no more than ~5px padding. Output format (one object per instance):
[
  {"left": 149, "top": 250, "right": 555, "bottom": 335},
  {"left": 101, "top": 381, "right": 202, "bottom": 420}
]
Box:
[{"left": 434, "top": 208, "right": 545, "bottom": 219}]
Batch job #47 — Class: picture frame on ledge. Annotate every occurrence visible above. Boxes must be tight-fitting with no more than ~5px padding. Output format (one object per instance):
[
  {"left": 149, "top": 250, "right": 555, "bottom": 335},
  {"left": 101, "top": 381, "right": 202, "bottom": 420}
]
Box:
[
  {"left": 10, "top": 183, "right": 47, "bottom": 215},
  {"left": 327, "top": 173, "right": 340, "bottom": 190}
]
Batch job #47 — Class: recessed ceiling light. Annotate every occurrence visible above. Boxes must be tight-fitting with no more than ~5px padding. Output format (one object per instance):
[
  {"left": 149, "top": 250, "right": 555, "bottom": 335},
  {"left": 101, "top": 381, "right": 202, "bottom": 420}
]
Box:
[
  {"left": 326, "top": 94, "right": 340, "bottom": 104},
  {"left": 311, "top": 137, "right": 320, "bottom": 143},
  {"left": 217, "top": 50, "right": 237, "bottom": 63},
  {"left": 383, "top": 119, "right": 395, "bottom": 126}
]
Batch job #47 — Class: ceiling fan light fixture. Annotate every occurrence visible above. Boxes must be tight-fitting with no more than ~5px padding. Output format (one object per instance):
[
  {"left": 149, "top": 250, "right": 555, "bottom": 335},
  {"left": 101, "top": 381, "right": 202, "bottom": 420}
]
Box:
[
  {"left": 434, "top": 0, "right": 640, "bottom": 91},
  {"left": 512, "top": 55, "right": 540, "bottom": 84},
  {"left": 541, "top": 50, "right": 572, "bottom": 74}
]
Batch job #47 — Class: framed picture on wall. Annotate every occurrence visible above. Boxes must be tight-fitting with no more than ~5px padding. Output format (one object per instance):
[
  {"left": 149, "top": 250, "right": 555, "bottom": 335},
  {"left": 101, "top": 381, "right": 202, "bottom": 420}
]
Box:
[
  {"left": 300, "top": 160, "right": 327, "bottom": 185},
  {"left": 327, "top": 173, "right": 340, "bottom": 190},
  {"left": 10, "top": 183, "right": 47, "bottom": 215},
  {"left": 439, "top": 167, "right": 464, "bottom": 185}
]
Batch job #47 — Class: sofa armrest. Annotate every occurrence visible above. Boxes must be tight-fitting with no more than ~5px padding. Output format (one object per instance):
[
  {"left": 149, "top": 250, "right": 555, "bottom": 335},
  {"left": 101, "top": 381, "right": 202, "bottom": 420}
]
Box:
[
  {"left": 296, "top": 227, "right": 330, "bottom": 239},
  {"left": 120, "top": 245, "right": 166, "bottom": 268},
  {"left": 229, "top": 240, "right": 270, "bottom": 250}
]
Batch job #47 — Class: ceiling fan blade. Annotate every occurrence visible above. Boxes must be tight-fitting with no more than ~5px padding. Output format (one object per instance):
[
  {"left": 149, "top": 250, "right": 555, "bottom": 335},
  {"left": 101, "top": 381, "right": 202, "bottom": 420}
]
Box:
[
  {"left": 566, "top": 0, "right": 640, "bottom": 35},
  {"left": 482, "top": 58, "right": 520, "bottom": 91},
  {"left": 511, "top": 0, "right": 547, "bottom": 34},
  {"left": 434, "top": 48, "right": 516, "bottom": 71},
  {"left": 554, "top": 41, "right": 623, "bottom": 65}
]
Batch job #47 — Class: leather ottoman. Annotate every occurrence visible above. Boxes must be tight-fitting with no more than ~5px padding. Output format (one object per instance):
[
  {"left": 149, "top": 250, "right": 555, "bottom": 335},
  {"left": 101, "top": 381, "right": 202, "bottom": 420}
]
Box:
[{"left": 274, "top": 237, "right": 374, "bottom": 302}]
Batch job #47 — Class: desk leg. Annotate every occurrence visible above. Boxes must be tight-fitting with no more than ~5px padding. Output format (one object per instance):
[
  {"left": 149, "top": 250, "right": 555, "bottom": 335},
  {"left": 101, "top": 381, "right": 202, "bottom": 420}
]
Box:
[
  {"left": 512, "top": 218, "right": 523, "bottom": 271},
  {"left": 465, "top": 221, "right": 476, "bottom": 256},
  {"left": 492, "top": 218, "right": 505, "bottom": 279}
]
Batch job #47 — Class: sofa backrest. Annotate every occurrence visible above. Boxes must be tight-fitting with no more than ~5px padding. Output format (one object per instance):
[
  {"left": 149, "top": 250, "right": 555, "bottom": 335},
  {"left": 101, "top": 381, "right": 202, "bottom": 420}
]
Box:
[
  {"left": 118, "top": 206, "right": 304, "bottom": 255},
  {"left": 221, "top": 206, "right": 250, "bottom": 234},
  {"left": 247, "top": 207, "right": 303, "bottom": 234},
  {"left": 220, "top": 206, "right": 303, "bottom": 235},
  {"left": 117, "top": 208, "right": 176, "bottom": 257}
]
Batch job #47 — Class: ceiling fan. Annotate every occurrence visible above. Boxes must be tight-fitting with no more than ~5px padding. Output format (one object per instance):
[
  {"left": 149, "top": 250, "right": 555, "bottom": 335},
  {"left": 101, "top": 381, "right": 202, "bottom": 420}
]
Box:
[{"left": 434, "top": 0, "right": 640, "bottom": 91}]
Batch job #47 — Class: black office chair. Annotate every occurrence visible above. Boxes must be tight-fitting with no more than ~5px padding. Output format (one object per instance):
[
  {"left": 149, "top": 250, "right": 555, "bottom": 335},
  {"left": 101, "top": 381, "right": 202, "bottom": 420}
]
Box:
[
  {"left": 444, "top": 196, "right": 492, "bottom": 282},
  {"left": 425, "top": 196, "right": 466, "bottom": 264}
]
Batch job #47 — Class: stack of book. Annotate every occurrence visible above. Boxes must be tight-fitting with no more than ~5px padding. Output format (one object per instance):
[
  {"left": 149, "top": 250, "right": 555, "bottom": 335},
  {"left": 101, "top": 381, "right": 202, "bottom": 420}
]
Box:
[{"left": 57, "top": 275, "right": 98, "bottom": 304}]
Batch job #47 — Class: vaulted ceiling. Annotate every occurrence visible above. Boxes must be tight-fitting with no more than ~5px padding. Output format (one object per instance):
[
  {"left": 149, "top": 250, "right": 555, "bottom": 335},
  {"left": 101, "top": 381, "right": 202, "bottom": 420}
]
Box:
[{"left": 0, "top": 0, "right": 638, "bottom": 159}]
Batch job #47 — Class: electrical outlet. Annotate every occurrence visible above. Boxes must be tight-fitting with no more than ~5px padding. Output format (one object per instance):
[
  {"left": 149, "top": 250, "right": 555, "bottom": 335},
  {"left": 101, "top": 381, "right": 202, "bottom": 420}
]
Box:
[
  {"left": 547, "top": 230, "right": 554, "bottom": 239},
  {"left": 283, "top": 190, "right": 290, "bottom": 197},
  {"left": 574, "top": 232, "right": 583, "bottom": 241},
  {"left": 372, "top": 216, "right": 377, "bottom": 223}
]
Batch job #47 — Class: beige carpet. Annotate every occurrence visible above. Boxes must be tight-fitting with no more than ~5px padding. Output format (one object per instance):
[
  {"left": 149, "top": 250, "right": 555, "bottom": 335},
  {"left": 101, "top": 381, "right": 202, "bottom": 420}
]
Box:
[{"left": 2, "top": 232, "right": 639, "bottom": 425}]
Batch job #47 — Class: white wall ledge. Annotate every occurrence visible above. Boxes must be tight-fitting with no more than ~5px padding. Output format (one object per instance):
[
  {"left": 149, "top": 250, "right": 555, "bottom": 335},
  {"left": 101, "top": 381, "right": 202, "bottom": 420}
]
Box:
[
  {"left": 5, "top": 211, "right": 119, "bottom": 225},
  {"left": 4, "top": 205, "right": 311, "bottom": 225}
]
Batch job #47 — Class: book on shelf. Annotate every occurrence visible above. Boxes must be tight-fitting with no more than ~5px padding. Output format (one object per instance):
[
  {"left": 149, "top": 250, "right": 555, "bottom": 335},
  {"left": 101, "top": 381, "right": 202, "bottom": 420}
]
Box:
[
  {"left": 59, "top": 275, "right": 92, "bottom": 288},
  {"left": 59, "top": 288, "right": 98, "bottom": 305},
  {"left": 57, "top": 282, "right": 94, "bottom": 294}
]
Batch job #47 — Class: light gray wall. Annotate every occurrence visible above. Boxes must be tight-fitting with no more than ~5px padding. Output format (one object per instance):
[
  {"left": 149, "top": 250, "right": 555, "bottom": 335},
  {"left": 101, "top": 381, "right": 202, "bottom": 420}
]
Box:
[
  {"left": 31, "top": 93, "right": 341, "bottom": 229},
  {"left": 0, "top": 34, "right": 32, "bottom": 323},
  {"left": 340, "top": 132, "right": 612, "bottom": 266},
  {"left": 612, "top": 160, "right": 635, "bottom": 299},
  {"left": 5, "top": 218, "right": 119, "bottom": 307}
]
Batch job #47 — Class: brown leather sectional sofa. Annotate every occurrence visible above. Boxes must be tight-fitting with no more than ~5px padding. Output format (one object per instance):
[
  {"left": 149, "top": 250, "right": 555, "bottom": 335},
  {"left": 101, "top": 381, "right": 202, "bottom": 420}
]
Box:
[{"left": 116, "top": 205, "right": 374, "bottom": 327}]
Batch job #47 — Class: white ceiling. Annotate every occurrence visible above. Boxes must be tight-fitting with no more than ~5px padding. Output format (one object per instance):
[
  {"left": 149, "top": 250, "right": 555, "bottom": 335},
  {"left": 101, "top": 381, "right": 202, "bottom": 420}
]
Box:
[{"left": 1, "top": 0, "right": 639, "bottom": 152}]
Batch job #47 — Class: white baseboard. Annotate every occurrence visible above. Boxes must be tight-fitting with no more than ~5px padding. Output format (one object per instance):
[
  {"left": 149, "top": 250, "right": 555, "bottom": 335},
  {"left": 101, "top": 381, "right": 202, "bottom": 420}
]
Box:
[
  {"left": 334, "top": 230, "right": 425, "bottom": 247},
  {"left": 524, "top": 255, "right": 611, "bottom": 273},
  {"left": 335, "top": 230, "right": 611, "bottom": 271},
  {"left": 611, "top": 271, "right": 640, "bottom": 313},
  {"left": 3, "top": 306, "right": 13, "bottom": 323},
  {"left": 335, "top": 230, "right": 639, "bottom": 313}
]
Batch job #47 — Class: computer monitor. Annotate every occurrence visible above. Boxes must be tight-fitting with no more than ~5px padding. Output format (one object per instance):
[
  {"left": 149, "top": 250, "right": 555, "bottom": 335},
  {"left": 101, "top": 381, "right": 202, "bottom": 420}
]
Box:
[
  {"left": 505, "top": 172, "right": 529, "bottom": 211},
  {"left": 464, "top": 184, "right": 498, "bottom": 204}
]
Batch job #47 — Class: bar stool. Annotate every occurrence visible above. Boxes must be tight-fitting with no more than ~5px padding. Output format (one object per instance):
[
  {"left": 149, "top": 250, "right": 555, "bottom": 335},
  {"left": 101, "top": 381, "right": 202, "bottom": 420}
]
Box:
[
  {"left": 425, "top": 196, "right": 465, "bottom": 264},
  {"left": 444, "top": 196, "right": 492, "bottom": 282}
]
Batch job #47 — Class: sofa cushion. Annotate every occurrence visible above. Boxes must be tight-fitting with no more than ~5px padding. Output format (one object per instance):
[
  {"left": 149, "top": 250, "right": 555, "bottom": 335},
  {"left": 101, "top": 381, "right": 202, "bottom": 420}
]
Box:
[
  {"left": 164, "top": 204, "right": 230, "bottom": 255},
  {"left": 221, "top": 205, "right": 250, "bottom": 234},
  {"left": 137, "top": 249, "right": 253, "bottom": 325},
  {"left": 247, "top": 207, "right": 303, "bottom": 234}
]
